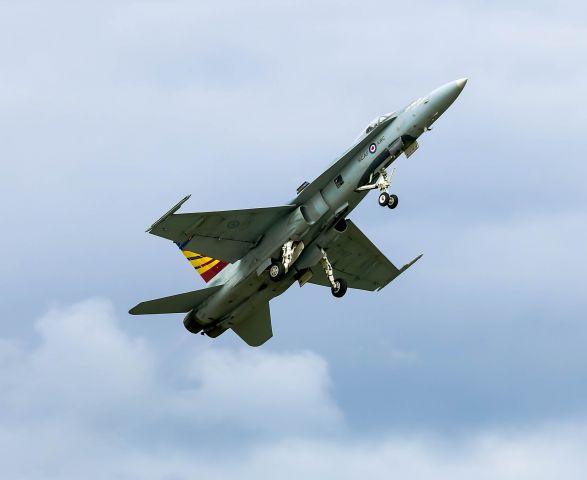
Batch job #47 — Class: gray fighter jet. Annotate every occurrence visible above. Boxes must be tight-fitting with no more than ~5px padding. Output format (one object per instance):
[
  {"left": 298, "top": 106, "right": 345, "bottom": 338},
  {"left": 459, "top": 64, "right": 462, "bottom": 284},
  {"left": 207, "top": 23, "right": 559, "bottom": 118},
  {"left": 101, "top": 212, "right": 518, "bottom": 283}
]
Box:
[{"left": 130, "top": 79, "right": 467, "bottom": 346}]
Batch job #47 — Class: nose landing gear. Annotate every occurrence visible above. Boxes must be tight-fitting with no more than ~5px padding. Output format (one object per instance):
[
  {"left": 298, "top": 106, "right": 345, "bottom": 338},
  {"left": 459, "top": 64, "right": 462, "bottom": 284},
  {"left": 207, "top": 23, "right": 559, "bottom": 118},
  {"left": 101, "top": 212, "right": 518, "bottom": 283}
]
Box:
[
  {"left": 356, "top": 168, "right": 400, "bottom": 210},
  {"left": 387, "top": 193, "right": 399, "bottom": 209},
  {"left": 377, "top": 191, "right": 399, "bottom": 209},
  {"left": 378, "top": 191, "right": 390, "bottom": 207},
  {"left": 374, "top": 168, "right": 399, "bottom": 209}
]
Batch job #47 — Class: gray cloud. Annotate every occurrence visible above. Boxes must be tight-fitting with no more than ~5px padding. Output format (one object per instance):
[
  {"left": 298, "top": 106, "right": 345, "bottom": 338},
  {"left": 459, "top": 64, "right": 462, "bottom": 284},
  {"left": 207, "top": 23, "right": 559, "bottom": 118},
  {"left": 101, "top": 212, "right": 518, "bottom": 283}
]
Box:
[
  {"left": 1, "top": 299, "right": 586, "bottom": 479},
  {"left": 0, "top": 300, "right": 342, "bottom": 439}
]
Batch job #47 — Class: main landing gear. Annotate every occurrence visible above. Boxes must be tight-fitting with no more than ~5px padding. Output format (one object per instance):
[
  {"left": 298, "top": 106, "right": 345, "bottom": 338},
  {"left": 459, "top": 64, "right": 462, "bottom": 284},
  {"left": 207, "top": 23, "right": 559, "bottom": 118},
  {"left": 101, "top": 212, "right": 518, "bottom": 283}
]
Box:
[
  {"left": 269, "top": 240, "right": 304, "bottom": 282},
  {"left": 269, "top": 261, "right": 286, "bottom": 281},
  {"left": 269, "top": 244, "right": 347, "bottom": 299},
  {"left": 321, "top": 248, "right": 347, "bottom": 298}
]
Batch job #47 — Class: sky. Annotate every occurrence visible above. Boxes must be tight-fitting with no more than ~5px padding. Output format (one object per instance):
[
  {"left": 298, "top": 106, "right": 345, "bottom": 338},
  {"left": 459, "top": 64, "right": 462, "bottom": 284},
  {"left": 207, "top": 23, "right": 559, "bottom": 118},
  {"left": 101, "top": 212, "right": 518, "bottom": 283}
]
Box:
[{"left": 1, "top": 0, "right": 587, "bottom": 478}]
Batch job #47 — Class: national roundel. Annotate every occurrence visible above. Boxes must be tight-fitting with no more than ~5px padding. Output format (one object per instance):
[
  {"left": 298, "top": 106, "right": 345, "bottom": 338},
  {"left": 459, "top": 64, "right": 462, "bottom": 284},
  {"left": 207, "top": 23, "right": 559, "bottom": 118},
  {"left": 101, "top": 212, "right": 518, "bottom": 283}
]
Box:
[{"left": 369, "top": 143, "right": 377, "bottom": 154}]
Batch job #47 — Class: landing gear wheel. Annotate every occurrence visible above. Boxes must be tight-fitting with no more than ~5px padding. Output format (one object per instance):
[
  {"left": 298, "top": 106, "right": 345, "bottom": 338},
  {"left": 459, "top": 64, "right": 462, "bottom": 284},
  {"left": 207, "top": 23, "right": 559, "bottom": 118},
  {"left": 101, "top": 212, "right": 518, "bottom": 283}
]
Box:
[
  {"left": 387, "top": 194, "right": 399, "bottom": 209},
  {"left": 331, "top": 278, "right": 348, "bottom": 298},
  {"left": 269, "top": 262, "right": 286, "bottom": 282},
  {"left": 378, "top": 192, "right": 390, "bottom": 207}
]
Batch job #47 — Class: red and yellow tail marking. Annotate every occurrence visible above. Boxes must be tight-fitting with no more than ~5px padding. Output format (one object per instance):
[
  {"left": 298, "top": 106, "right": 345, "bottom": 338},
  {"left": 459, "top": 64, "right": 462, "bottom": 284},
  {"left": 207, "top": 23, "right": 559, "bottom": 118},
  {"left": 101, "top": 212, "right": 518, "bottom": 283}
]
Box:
[{"left": 181, "top": 250, "right": 229, "bottom": 283}]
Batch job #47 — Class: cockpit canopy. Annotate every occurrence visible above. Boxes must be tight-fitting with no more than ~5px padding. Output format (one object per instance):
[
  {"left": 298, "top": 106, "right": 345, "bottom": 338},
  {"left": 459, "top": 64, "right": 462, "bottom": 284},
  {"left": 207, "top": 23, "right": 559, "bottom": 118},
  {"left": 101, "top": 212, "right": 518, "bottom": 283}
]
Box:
[{"left": 354, "top": 112, "right": 396, "bottom": 142}]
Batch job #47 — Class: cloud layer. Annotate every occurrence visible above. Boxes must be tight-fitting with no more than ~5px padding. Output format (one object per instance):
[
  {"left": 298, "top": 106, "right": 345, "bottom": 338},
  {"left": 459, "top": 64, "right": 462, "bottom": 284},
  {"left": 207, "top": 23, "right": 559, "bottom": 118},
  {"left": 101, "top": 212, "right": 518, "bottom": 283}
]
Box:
[{"left": 1, "top": 300, "right": 586, "bottom": 479}]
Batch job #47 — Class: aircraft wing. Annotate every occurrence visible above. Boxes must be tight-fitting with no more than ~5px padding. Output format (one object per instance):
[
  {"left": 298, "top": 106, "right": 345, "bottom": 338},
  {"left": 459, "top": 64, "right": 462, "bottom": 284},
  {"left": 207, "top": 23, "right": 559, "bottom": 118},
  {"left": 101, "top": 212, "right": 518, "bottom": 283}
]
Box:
[
  {"left": 308, "top": 220, "right": 422, "bottom": 291},
  {"left": 148, "top": 196, "right": 296, "bottom": 263}
]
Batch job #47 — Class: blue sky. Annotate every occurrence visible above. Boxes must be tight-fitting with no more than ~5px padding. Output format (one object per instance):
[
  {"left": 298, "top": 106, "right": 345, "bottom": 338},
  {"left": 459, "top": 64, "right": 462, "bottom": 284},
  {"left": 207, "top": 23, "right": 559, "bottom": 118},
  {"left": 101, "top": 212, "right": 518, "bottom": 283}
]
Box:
[{"left": 1, "top": 1, "right": 586, "bottom": 478}]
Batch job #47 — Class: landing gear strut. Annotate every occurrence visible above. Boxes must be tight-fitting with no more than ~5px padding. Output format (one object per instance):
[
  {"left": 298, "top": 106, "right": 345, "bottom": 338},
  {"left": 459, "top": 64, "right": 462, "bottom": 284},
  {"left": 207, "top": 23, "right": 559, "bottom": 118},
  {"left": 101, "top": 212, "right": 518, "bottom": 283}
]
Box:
[
  {"left": 269, "top": 240, "right": 305, "bottom": 282},
  {"left": 355, "top": 167, "right": 401, "bottom": 209},
  {"left": 321, "top": 248, "right": 347, "bottom": 298},
  {"left": 375, "top": 168, "right": 399, "bottom": 209}
]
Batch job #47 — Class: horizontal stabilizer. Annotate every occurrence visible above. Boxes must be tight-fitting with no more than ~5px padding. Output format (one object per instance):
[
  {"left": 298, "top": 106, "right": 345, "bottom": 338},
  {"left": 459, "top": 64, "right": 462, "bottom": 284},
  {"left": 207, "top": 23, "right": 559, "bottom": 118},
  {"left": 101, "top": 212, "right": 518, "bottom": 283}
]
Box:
[
  {"left": 232, "top": 301, "right": 273, "bottom": 347},
  {"left": 129, "top": 284, "right": 222, "bottom": 315}
]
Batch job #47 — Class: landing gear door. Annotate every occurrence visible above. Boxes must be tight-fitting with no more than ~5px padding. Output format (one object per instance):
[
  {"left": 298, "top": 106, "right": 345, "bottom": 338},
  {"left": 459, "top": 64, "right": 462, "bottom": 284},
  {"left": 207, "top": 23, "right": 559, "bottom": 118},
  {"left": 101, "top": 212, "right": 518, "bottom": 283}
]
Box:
[{"left": 404, "top": 140, "right": 419, "bottom": 158}]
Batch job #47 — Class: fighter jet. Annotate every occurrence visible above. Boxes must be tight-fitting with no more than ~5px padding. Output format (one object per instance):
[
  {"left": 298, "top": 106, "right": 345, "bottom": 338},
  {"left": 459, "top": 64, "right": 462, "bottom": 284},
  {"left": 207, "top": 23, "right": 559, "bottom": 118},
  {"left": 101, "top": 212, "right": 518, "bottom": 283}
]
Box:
[{"left": 130, "top": 78, "right": 467, "bottom": 346}]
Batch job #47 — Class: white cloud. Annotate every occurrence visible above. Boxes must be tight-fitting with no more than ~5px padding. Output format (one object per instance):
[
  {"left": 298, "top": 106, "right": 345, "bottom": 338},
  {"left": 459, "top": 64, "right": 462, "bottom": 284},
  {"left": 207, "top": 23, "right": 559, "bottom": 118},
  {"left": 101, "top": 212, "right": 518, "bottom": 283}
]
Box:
[
  {"left": 173, "top": 348, "right": 342, "bottom": 434},
  {"left": 1, "top": 299, "right": 586, "bottom": 479},
  {"left": 0, "top": 299, "right": 341, "bottom": 430},
  {"left": 230, "top": 424, "right": 587, "bottom": 480},
  {"left": 14, "top": 420, "right": 586, "bottom": 480},
  {"left": 0, "top": 299, "right": 342, "bottom": 477},
  {"left": 0, "top": 299, "right": 155, "bottom": 420},
  {"left": 105, "top": 422, "right": 587, "bottom": 480}
]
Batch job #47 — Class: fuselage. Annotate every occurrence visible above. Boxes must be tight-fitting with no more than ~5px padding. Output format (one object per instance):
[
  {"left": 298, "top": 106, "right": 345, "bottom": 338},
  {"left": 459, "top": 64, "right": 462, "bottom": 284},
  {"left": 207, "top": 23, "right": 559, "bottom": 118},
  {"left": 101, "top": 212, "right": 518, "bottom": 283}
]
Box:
[{"left": 194, "top": 79, "right": 467, "bottom": 334}]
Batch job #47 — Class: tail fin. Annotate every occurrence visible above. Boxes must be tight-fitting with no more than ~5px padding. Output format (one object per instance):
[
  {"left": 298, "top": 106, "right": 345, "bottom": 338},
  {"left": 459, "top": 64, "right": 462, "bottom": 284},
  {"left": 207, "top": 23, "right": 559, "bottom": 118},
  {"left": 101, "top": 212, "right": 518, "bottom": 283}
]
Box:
[
  {"left": 232, "top": 301, "right": 273, "bottom": 347},
  {"left": 176, "top": 241, "right": 229, "bottom": 283}
]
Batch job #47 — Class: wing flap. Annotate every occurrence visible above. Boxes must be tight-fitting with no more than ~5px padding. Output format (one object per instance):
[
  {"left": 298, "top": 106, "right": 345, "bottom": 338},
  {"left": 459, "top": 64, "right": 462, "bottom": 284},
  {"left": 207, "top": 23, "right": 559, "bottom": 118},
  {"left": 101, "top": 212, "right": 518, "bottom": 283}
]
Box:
[
  {"left": 308, "top": 220, "right": 422, "bottom": 291},
  {"left": 129, "top": 285, "right": 223, "bottom": 315}
]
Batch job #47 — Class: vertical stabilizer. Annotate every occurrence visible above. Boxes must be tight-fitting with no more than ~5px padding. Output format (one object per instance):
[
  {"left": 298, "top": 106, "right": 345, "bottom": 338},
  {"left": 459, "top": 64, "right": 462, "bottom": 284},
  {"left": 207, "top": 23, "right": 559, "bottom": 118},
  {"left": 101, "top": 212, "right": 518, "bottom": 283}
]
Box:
[{"left": 176, "top": 241, "right": 229, "bottom": 283}]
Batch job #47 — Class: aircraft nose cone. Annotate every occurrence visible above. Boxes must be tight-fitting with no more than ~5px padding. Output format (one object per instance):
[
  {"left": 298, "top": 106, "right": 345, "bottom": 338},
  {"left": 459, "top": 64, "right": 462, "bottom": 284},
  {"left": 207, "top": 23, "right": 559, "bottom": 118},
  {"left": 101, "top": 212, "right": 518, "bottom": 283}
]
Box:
[
  {"left": 428, "top": 78, "right": 468, "bottom": 113},
  {"left": 455, "top": 77, "right": 468, "bottom": 90}
]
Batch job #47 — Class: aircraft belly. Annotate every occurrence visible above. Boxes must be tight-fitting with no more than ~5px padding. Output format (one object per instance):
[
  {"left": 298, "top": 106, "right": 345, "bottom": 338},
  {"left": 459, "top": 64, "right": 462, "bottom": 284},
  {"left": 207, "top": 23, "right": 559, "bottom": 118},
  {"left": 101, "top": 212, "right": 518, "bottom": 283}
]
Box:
[
  {"left": 195, "top": 266, "right": 296, "bottom": 326},
  {"left": 221, "top": 276, "right": 294, "bottom": 330},
  {"left": 194, "top": 177, "right": 364, "bottom": 327}
]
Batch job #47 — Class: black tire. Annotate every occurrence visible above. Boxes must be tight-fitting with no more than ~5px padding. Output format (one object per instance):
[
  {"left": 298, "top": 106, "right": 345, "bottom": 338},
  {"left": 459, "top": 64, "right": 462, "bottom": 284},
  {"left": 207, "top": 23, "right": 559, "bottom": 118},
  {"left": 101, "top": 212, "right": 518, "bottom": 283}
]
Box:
[
  {"left": 331, "top": 278, "right": 348, "bottom": 298},
  {"left": 387, "top": 194, "right": 399, "bottom": 209},
  {"left": 378, "top": 192, "right": 390, "bottom": 207},
  {"left": 269, "top": 261, "right": 286, "bottom": 282}
]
